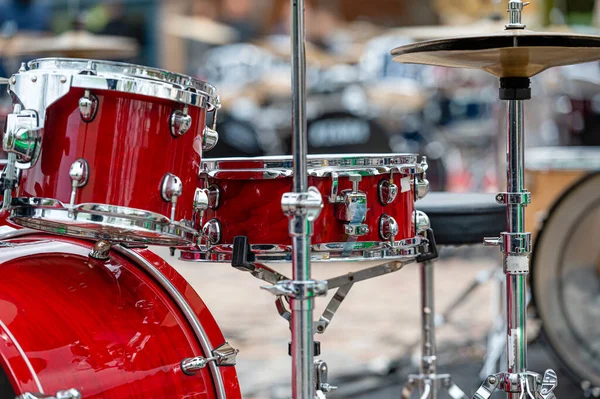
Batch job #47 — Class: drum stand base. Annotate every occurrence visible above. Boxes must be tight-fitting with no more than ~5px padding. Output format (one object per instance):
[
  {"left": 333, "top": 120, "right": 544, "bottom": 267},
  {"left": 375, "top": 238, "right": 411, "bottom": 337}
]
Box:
[{"left": 400, "top": 261, "right": 468, "bottom": 399}]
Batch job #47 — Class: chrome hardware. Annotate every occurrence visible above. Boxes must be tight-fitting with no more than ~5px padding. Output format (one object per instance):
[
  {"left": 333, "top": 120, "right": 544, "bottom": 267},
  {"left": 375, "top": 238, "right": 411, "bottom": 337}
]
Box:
[
  {"left": 415, "top": 177, "right": 430, "bottom": 200},
  {"left": 180, "top": 342, "right": 239, "bottom": 375},
  {"left": 378, "top": 178, "right": 398, "bottom": 205},
  {"left": 379, "top": 214, "right": 399, "bottom": 246},
  {"left": 170, "top": 106, "right": 192, "bottom": 137},
  {"left": 0, "top": 77, "right": 7, "bottom": 84},
  {"left": 1, "top": 158, "right": 21, "bottom": 209},
  {"left": 334, "top": 175, "right": 368, "bottom": 236},
  {"left": 281, "top": 186, "right": 324, "bottom": 222},
  {"left": 193, "top": 188, "right": 209, "bottom": 212},
  {"left": 315, "top": 360, "right": 338, "bottom": 394},
  {"left": 17, "top": 388, "right": 82, "bottom": 399},
  {"left": 262, "top": 279, "right": 328, "bottom": 299},
  {"left": 202, "top": 218, "right": 221, "bottom": 245},
  {"left": 506, "top": 0, "right": 529, "bottom": 29},
  {"left": 69, "top": 159, "right": 89, "bottom": 208},
  {"left": 78, "top": 89, "right": 98, "bottom": 123},
  {"left": 484, "top": 232, "right": 531, "bottom": 255},
  {"left": 161, "top": 173, "right": 183, "bottom": 221},
  {"left": 89, "top": 240, "right": 111, "bottom": 261},
  {"left": 3, "top": 108, "right": 42, "bottom": 168},
  {"left": 539, "top": 369, "right": 558, "bottom": 399},
  {"left": 344, "top": 224, "right": 369, "bottom": 236},
  {"left": 203, "top": 127, "right": 219, "bottom": 152},
  {"left": 496, "top": 191, "right": 531, "bottom": 205},
  {"left": 203, "top": 184, "right": 220, "bottom": 209},
  {"left": 413, "top": 210, "right": 431, "bottom": 234}
]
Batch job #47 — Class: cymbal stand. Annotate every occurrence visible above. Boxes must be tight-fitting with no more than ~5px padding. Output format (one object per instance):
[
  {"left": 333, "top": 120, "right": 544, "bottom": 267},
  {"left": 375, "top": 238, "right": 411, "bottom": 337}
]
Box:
[
  {"left": 474, "top": 1, "right": 558, "bottom": 398},
  {"left": 261, "top": 1, "right": 327, "bottom": 398}
]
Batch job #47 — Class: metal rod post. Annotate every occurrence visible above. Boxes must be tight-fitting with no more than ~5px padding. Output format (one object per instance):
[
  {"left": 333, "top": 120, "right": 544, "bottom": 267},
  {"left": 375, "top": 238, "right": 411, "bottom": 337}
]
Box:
[
  {"left": 505, "top": 99, "right": 527, "bottom": 398},
  {"left": 289, "top": 0, "right": 314, "bottom": 398},
  {"left": 420, "top": 261, "right": 437, "bottom": 398}
]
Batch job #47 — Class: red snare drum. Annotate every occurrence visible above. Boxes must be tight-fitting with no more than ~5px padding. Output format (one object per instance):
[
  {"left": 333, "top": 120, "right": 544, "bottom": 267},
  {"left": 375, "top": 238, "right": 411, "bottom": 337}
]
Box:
[
  {"left": 4, "top": 58, "right": 219, "bottom": 246},
  {"left": 183, "top": 154, "right": 430, "bottom": 262},
  {"left": 0, "top": 231, "right": 241, "bottom": 399}
]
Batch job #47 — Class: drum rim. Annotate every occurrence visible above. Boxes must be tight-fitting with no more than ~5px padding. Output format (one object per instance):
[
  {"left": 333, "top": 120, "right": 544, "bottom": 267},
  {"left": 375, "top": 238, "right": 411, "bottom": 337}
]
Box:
[
  {"left": 8, "top": 197, "right": 198, "bottom": 246},
  {"left": 201, "top": 153, "right": 421, "bottom": 178},
  {"left": 531, "top": 171, "right": 600, "bottom": 386},
  {"left": 14, "top": 57, "right": 218, "bottom": 110},
  {"left": 180, "top": 235, "right": 426, "bottom": 263}
]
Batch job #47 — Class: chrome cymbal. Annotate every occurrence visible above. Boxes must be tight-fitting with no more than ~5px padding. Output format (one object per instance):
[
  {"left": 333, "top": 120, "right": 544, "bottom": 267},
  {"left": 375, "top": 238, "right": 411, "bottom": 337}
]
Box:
[{"left": 392, "top": 30, "right": 600, "bottom": 78}]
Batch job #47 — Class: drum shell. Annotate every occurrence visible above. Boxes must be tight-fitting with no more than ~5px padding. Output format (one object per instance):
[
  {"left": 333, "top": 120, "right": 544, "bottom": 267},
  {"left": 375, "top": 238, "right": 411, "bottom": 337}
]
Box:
[
  {"left": 202, "top": 173, "right": 414, "bottom": 246},
  {"left": 16, "top": 88, "right": 207, "bottom": 222},
  {"left": 0, "top": 234, "right": 240, "bottom": 399}
]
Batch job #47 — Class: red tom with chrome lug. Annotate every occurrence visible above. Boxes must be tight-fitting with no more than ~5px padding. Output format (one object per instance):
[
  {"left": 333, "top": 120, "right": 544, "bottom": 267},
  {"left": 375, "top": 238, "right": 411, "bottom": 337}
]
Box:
[
  {"left": 182, "top": 154, "right": 430, "bottom": 263},
  {"left": 0, "top": 231, "right": 241, "bottom": 399},
  {"left": 3, "top": 58, "right": 220, "bottom": 246}
]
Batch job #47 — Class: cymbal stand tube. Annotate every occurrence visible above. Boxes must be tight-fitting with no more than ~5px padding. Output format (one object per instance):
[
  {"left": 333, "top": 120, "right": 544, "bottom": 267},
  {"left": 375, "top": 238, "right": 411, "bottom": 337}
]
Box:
[{"left": 282, "top": 0, "right": 326, "bottom": 398}]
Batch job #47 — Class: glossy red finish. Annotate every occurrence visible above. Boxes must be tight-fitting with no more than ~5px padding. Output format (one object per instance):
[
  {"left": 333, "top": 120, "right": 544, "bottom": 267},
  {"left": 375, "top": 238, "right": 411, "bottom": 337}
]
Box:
[
  {"left": 17, "top": 89, "right": 207, "bottom": 221},
  {"left": 202, "top": 173, "right": 414, "bottom": 245},
  {"left": 0, "top": 234, "right": 241, "bottom": 398}
]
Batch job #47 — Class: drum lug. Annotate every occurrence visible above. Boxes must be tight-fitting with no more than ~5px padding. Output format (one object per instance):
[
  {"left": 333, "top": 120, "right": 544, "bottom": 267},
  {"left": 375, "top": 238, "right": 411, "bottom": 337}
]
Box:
[
  {"left": 202, "top": 218, "right": 221, "bottom": 245},
  {"left": 414, "top": 157, "right": 430, "bottom": 201},
  {"left": 69, "top": 159, "right": 89, "bottom": 208},
  {"left": 180, "top": 342, "right": 239, "bottom": 375},
  {"left": 161, "top": 173, "right": 183, "bottom": 221},
  {"left": 170, "top": 105, "right": 192, "bottom": 137},
  {"left": 378, "top": 178, "right": 398, "bottom": 205},
  {"left": 17, "top": 388, "right": 82, "bottom": 399},
  {"left": 413, "top": 210, "right": 431, "bottom": 234},
  {"left": 78, "top": 89, "right": 98, "bottom": 123},
  {"left": 202, "top": 126, "right": 219, "bottom": 151},
  {"left": 379, "top": 214, "right": 399, "bottom": 246},
  {"left": 3, "top": 106, "right": 42, "bottom": 169}
]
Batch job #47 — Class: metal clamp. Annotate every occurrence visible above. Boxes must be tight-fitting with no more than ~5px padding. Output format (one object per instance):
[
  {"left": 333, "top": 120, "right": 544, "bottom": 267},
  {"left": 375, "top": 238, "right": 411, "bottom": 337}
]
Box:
[
  {"left": 170, "top": 105, "right": 193, "bottom": 137},
  {"left": 17, "top": 389, "right": 82, "bottom": 399},
  {"left": 484, "top": 232, "right": 532, "bottom": 255},
  {"left": 333, "top": 175, "right": 368, "bottom": 236},
  {"left": 282, "top": 186, "right": 324, "bottom": 222},
  {"left": 78, "top": 89, "right": 98, "bottom": 123},
  {"left": 315, "top": 360, "right": 338, "bottom": 394},
  {"left": 180, "top": 342, "right": 239, "bottom": 375},
  {"left": 473, "top": 370, "right": 558, "bottom": 399},
  {"left": 495, "top": 191, "right": 531, "bottom": 205},
  {"left": 3, "top": 106, "right": 42, "bottom": 168},
  {"left": 506, "top": 0, "right": 530, "bottom": 29},
  {"left": 262, "top": 279, "right": 328, "bottom": 299}
]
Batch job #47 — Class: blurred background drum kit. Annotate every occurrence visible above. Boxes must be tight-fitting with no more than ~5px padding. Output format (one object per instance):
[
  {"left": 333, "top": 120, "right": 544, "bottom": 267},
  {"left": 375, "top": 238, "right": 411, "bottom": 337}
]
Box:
[{"left": 0, "top": 0, "right": 599, "bottom": 398}]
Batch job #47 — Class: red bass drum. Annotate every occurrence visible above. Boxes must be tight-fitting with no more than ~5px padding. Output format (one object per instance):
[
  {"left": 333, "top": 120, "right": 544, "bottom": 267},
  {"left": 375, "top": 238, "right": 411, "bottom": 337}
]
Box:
[{"left": 0, "top": 231, "right": 241, "bottom": 399}]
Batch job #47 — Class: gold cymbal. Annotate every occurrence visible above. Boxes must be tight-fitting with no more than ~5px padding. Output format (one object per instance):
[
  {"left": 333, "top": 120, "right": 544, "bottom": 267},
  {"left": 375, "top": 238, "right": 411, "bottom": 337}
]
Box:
[
  {"left": 12, "top": 30, "right": 138, "bottom": 60},
  {"left": 392, "top": 30, "right": 600, "bottom": 78},
  {"left": 164, "top": 15, "right": 239, "bottom": 45}
]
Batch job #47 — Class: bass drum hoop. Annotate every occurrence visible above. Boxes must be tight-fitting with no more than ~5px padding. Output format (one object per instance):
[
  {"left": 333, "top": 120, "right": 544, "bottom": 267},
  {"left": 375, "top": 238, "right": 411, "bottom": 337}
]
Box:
[{"left": 531, "top": 171, "right": 600, "bottom": 386}]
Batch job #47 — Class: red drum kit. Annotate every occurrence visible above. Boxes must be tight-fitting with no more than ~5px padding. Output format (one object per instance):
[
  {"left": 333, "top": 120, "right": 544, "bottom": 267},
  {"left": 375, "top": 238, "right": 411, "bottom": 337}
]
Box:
[{"left": 0, "top": 1, "right": 599, "bottom": 398}]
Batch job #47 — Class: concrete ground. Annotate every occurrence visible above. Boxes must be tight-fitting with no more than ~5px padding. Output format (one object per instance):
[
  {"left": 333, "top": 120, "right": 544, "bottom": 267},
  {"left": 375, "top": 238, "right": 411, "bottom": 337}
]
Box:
[{"left": 157, "top": 247, "right": 582, "bottom": 399}]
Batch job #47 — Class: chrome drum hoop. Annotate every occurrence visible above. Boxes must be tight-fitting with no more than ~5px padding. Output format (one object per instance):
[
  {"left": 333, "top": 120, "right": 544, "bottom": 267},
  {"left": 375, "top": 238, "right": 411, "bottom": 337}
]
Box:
[
  {"left": 180, "top": 236, "right": 428, "bottom": 263},
  {"left": 200, "top": 153, "right": 423, "bottom": 179},
  {"left": 9, "top": 58, "right": 219, "bottom": 122},
  {"left": 9, "top": 197, "right": 198, "bottom": 246}
]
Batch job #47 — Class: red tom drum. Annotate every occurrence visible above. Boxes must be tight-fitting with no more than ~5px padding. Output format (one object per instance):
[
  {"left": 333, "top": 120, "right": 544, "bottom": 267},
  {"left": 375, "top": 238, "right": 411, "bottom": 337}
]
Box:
[
  {"left": 0, "top": 231, "right": 241, "bottom": 399},
  {"left": 4, "top": 58, "right": 220, "bottom": 246},
  {"left": 183, "top": 154, "right": 430, "bottom": 262}
]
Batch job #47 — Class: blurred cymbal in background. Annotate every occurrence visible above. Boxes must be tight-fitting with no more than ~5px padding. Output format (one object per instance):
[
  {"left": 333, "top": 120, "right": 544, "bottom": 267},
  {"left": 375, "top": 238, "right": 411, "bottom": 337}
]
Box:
[
  {"left": 10, "top": 30, "right": 139, "bottom": 60},
  {"left": 165, "top": 15, "right": 239, "bottom": 45}
]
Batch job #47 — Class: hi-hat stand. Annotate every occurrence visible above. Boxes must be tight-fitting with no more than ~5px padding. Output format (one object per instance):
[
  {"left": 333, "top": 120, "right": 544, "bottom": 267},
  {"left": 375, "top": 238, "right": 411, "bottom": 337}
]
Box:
[{"left": 475, "top": 1, "right": 558, "bottom": 398}]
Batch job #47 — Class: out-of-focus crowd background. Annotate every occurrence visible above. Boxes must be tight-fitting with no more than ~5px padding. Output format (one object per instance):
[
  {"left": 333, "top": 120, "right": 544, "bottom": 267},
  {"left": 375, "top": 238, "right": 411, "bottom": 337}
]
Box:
[{"left": 1, "top": 0, "right": 600, "bottom": 195}]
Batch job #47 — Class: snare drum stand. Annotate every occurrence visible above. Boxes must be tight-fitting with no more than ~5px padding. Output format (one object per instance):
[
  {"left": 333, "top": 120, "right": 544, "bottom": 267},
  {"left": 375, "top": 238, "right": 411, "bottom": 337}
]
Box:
[{"left": 473, "top": 2, "right": 558, "bottom": 398}]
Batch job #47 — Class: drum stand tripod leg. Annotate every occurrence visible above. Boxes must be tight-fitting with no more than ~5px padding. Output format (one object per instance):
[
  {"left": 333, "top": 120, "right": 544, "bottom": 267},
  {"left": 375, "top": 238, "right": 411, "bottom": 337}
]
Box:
[{"left": 401, "top": 261, "right": 468, "bottom": 399}]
